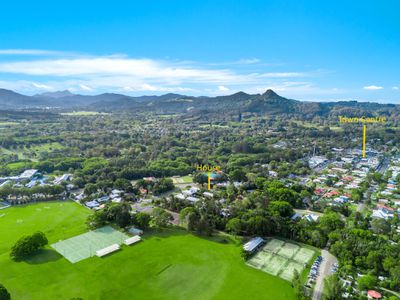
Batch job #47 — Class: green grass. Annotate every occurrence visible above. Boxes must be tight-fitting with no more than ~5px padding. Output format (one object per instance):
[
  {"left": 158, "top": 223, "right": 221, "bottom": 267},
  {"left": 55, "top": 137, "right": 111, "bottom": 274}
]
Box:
[
  {"left": 0, "top": 142, "right": 64, "bottom": 162},
  {"left": 0, "top": 202, "right": 295, "bottom": 300},
  {"left": 30, "top": 142, "right": 64, "bottom": 152},
  {"left": 171, "top": 175, "right": 193, "bottom": 184},
  {"left": 0, "top": 121, "right": 20, "bottom": 126},
  {"left": 5, "top": 160, "right": 31, "bottom": 171},
  {"left": 60, "top": 111, "right": 109, "bottom": 116}
]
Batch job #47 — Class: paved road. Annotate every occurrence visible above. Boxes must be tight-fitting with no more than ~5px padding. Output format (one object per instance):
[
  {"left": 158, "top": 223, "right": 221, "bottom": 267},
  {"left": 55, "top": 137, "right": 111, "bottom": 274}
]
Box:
[
  {"left": 312, "top": 250, "right": 338, "bottom": 300},
  {"left": 376, "top": 157, "right": 390, "bottom": 174},
  {"left": 357, "top": 202, "right": 365, "bottom": 212}
]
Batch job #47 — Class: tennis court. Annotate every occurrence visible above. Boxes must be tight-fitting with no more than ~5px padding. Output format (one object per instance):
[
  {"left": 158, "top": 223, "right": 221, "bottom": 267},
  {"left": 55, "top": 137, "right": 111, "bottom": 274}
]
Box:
[
  {"left": 261, "top": 255, "right": 287, "bottom": 276},
  {"left": 51, "top": 226, "right": 129, "bottom": 263},
  {"left": 279, "top": 261, "right": 304, "bottom": 281},
  {"left": 293, "top": 247, "right": 315, "bottom": 264},
  {"left": 262, "top": 238, "right": 284, "bottom": 252},
  {"left": 247, "top": 238, "right": 316, "bottom": 281},
  {"left": 277, "top": 242, "right": 300, "bottom": 259}
]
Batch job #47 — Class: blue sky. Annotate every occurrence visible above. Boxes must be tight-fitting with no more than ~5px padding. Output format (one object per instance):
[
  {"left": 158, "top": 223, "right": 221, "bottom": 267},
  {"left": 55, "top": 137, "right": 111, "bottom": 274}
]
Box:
[{"left": 0, "top": 0, "right": 399, "bottom": 103}]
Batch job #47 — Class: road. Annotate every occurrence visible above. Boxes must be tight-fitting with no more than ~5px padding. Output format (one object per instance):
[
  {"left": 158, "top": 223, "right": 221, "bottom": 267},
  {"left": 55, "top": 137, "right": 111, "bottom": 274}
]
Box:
[
  {"left": 312, "top": 250, "right": 338, "bottom": 300},
  {"left": 376, "top": 157, "right": 390, "bottom": 174},
  {"left": 357, "top": 186, "right": 374, "bottom": 213}
]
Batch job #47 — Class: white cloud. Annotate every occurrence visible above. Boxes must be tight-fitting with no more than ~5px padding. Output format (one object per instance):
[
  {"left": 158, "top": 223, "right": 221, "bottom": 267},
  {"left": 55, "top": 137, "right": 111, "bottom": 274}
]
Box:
[
  {"left": 218, "top": 85, "right": 230, "bottom": 91},
  {"left": 79, "top": 84, "right": 93, "bottom": 91},
  {"left": 0, "top": 49, "right": 67, "bottom": 56},
  {"left": 259, "top": 72, "right": 306, "bottom": 78},
  {"left": 0, "top": 56, "right": 308, "bottom": 84},
  {"left": 392, "top": 86, "right": 399, "bottom": 90},
  {"left": 363, "top": 85, "right": 383, "bottom": 90},
  {"left": 235, "top": 58, "right": 261, "bottom": 64},
  {"left": 0, "top": 50, "right": 316, "bottom": 95},
  {"left": 31, "top": 82, "right": 53, "bottom": 90}
]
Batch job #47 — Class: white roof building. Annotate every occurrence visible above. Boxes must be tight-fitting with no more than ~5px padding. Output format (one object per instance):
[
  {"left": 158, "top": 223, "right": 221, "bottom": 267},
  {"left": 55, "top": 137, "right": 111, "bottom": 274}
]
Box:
[
  {"left": 303, "top": 214, "right": 319, "bottom": 222},
  {"left": 19, "top": 169, "right": 38, "bottom": 180},
  {"left": 243, "top": 237, "right": 264, "bottom": 252},
  {"left": 186, "top": 196, "right": 199, "bottom": 203}
]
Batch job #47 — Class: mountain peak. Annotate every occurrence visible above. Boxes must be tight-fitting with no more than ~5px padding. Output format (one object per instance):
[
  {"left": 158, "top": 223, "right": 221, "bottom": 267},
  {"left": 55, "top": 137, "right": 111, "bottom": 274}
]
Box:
[
  {"left": 38, "top": 90, "right": 75, "bottom": 98},
  {"left": 263, "top": 89, "right": 280, "bottom": 98},
  {"left": 232, "top": 91, "right": 249, "bottom": 97}
]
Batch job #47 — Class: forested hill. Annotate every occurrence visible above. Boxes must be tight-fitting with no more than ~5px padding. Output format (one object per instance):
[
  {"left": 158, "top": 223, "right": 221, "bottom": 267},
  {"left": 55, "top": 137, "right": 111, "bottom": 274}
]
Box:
[{"left": 0, "top": 88, "right": 398, "bottom": 118}]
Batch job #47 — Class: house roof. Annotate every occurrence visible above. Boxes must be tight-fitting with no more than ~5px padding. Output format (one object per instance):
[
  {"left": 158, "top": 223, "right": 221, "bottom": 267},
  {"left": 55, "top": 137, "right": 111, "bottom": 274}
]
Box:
[
  {"left": 243, "top": 237, "right": 264, "bottom": 252},
  {"left": 367, "top": 290, "right": 382, "bottom": 299}
]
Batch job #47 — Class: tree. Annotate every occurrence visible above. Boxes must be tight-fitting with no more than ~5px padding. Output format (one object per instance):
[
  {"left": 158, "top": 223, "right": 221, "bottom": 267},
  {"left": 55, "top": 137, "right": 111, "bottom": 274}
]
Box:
[
  {"left": 229, "top": 168, "right": 247, "bottom": 182},
  {"left": 268, "top": 201, "right": 294, "bottom": 218},
  {"left": 107, "top": 203, "right": 132, "bottom": 228},
  {"left": 151, "top": 208, "right": 173, "bottom": 227},
  {"left": 10, "top": 231, "right": 48, "bottom": 260},
  {"left": 0, "top": 284, "right": 10, "bottom": 300},
  {"left": 133, "top": 212, "right": 151, "bottom": 229},
  {"left": 318, "top": 212, "right": 344, "bottom": 234},
  {"left": 193, "top": 173, "right": 208, "bottom": 185},
  {"left": 366, "top": 251, "right": 383, "bottom": 273},
  {"left": 323, "top": 274, "right": 343, "bottom": 300},
  {"left": 87, "top": 209, "right": 108, "bottom": 229},
  {"left": 370, "top": 218, "right": 391, "bottom": 235},
  {"left": 246, "top": 216, "right": 271, "bottom": 236},
  {"left": 357, "top": 274, "right": 378, "bottom": 291},
  {"left": 350, "top": 189, "right": 363, "bottom": 202},
  {"left": 225, "top": 218, "right": 243, "bottom": 235},
  {"left": 84, "top": 183, "right": 97, "bottom": 196},
  {"left": 193, "top": 216, "right": 212, "bottom": 236},
  {"left": 292, "top": 269, "right": 309, "bottom": 300},
  {"left": 114, "top": 178, "right": 132, "bottom": 192},
  {"left": 241, "top": 248, "right": 251, "bottom": 260},
  {"left": 152, "top": 178, "right": 174, "bottom": 195}
]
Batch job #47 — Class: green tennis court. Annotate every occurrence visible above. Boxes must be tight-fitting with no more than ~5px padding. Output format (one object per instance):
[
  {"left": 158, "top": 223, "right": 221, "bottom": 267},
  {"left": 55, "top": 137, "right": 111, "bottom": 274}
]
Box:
[
  {"left": 247, "top": 238, "right": 316, "bottom": 281},
  {"left": 51, "top": 226, "right": 129, "bottom": 263}
]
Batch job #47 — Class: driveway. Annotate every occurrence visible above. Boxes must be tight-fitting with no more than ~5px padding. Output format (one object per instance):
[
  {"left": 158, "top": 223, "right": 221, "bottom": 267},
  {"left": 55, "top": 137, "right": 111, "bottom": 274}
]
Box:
[{"left": 312, "top": 250, "right": 338, "bottom": 300}]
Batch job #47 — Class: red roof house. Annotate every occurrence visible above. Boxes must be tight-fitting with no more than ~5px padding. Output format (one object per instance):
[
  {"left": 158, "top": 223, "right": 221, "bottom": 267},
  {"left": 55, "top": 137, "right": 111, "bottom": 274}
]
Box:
[{"left": 367, "top": 290, "right": 382, "bottom": 299}]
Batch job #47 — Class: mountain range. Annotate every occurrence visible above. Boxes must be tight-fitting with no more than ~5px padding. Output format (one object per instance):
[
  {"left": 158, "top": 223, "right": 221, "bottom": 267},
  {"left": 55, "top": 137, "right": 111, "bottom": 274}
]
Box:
[{"left": 0, "top": 88, "right": 397, "bottom": 118}]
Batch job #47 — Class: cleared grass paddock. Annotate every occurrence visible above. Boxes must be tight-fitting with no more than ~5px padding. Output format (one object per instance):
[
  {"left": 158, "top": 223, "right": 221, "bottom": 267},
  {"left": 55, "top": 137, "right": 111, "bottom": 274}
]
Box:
[
  {"left": 247, "top": 238, "right": 316, "bottom": 281},
  {"left": 52, "top": 225, "right": 129, "bottom": 263}
]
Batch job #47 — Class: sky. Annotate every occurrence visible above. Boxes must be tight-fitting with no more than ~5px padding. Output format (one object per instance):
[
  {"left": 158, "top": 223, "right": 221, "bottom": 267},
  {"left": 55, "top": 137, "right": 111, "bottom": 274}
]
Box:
[{"left": 0, "top": 0, "right": 399, "bottom": 103}]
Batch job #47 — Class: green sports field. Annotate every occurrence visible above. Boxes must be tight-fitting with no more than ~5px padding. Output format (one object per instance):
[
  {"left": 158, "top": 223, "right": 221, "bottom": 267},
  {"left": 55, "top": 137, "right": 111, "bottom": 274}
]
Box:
[{"left": 0, "top": 201, "right": 296, "bottom": 300}]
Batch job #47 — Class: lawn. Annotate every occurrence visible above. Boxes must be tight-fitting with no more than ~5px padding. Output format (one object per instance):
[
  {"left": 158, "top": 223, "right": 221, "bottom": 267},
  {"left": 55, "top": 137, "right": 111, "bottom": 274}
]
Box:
[
  {"left": 171, "top": 175, "right": 193, "bottom": 184},
  {"left": 0, "top": 121, "right": 20, "bottom": 126},
  {"left": 1, "top": 142, "right": 64, "bottom": 162},
  {"left": 60, "top": 111, "right": 109, "bottom": 116},
  {"left": 0, "top": 202, "right": 295, "bottom": 300}
]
